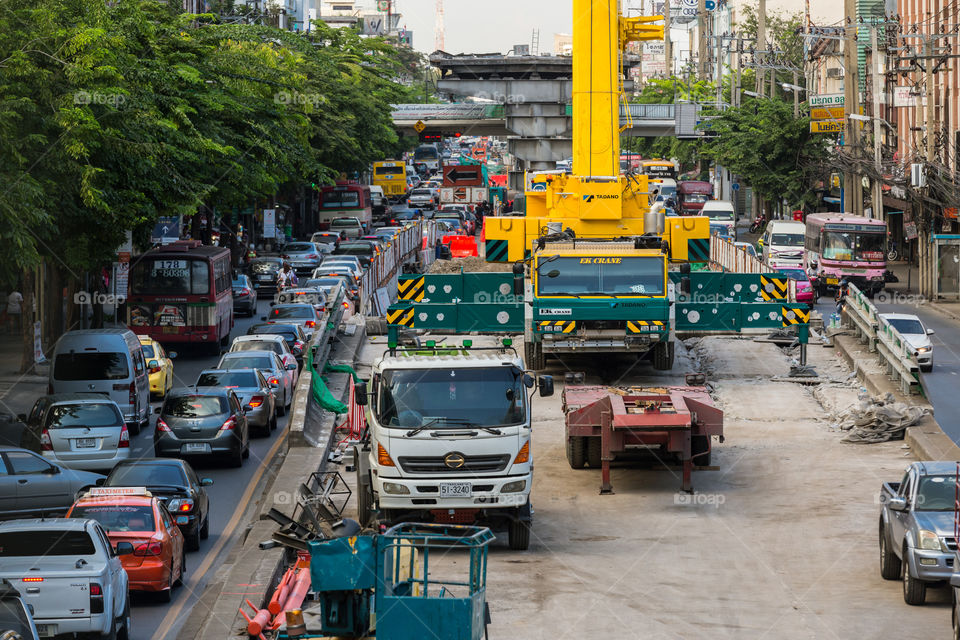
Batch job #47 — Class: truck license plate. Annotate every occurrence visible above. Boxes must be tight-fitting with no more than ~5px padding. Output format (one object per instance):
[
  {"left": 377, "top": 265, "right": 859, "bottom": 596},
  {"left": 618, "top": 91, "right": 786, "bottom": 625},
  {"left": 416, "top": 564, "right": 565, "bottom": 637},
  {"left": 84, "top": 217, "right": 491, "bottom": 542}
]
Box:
[
  {"left": 181, "top": 443, "right": 212, "bottom": 454},
  {"left": 439, "top": 483, "right": 472, "bottom": 498},
  {"left": 36, "top": 625, "right": 56, "bottom": 638},
  {"left": 75, "top": 438, "right": 96, "bottom": 448}
]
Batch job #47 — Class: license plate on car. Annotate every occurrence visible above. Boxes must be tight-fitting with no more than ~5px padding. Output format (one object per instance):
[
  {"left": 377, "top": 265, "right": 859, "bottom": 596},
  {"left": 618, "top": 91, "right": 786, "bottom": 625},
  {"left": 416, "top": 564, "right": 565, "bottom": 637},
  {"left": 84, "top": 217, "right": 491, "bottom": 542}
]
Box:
[
  {"left": 181, "top": 443, "right": 211, "bottom": 454},
  {"left": 258, "top": 275, "right": 272, "bottom": 280},
  {"left": 439, "top": 483, "right": 472, "bottom": 498},
  {"left": 36, "top": 625, "right": 56, "bottom": 638},
  {"left": 826, "top": 277, "right": 839, "bottom": 285},
  {"left": 75, "top": 438, "right": 96, "bottom": 448}
]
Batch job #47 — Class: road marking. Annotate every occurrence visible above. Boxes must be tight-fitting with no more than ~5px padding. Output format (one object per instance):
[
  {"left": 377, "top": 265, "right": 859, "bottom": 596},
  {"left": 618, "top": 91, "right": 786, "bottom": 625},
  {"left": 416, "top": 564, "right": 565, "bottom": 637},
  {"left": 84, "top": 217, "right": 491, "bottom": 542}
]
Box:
[{"left": 151, "top": 431, "right": 288, "bottom": 640}]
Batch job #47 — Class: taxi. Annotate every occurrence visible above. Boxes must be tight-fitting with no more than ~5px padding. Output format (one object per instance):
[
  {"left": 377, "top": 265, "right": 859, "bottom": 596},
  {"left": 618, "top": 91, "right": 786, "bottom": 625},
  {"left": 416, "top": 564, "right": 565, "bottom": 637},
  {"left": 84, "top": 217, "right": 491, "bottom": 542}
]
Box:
[
  {"left": 138, "top": 335, "right": 176, "bottom": 399},
  {"left": 66, "top": 487, "right": 185, "bottom": 602}
]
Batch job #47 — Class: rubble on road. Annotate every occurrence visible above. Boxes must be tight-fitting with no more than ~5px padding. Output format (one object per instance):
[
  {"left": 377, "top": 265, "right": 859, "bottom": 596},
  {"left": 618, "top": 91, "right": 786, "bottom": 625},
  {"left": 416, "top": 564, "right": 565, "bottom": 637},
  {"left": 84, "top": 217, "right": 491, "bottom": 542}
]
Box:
[
  {"left": 428, "top": 256, "right": 512, "bottom": 273},
  {"left": 831, "top": 392, "right": 929, "bottom": 443}
]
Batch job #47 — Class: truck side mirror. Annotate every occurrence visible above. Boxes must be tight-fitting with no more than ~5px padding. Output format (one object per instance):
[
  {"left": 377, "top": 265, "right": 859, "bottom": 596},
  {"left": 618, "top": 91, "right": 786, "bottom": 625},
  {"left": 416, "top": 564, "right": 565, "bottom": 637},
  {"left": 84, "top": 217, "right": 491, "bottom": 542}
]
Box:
[
  {"left": 513, "top": 262, "right": 525, "bottom": 296},
  {"left": 538, "top": 375, "right": 554, "bottom": 398},
  {"left": 887, "top": 496, "right": 907, "bottom": 512},
  {"left": 355, "top": 382, "right": 368, "bottom": 406}
]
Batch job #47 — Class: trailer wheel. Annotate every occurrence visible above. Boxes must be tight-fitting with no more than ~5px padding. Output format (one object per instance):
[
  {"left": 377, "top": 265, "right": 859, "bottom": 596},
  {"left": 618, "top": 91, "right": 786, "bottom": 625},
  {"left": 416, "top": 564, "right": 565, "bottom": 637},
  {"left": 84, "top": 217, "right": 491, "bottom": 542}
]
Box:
[
  {"left": 879, "top": 522, "right": 901, "bottom": 580},
  {"left": 586, "top": 437, "right": 602, "bottom": 469},
  {"left": 508, "top": 519, "right": 531, "bottom": 551},
  {"left": 691, "top": 435, "right": 711, "bottom": 467},
  {"left": 566, "top": 437, "right": 586, "bottom": 469},
  {"left": 524, "top": 340, "right": 545, "bottom": 370},
  {"left": 653, "top": 342, "right": 675, "bottom": 371}
]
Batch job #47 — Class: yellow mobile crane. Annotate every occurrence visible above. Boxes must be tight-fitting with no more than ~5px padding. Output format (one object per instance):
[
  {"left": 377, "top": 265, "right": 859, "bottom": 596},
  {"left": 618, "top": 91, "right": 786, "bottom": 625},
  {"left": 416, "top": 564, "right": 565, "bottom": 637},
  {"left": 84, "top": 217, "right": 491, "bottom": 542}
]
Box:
[{"left": 483, "top": 0, "right": 709, "bottom": 263}]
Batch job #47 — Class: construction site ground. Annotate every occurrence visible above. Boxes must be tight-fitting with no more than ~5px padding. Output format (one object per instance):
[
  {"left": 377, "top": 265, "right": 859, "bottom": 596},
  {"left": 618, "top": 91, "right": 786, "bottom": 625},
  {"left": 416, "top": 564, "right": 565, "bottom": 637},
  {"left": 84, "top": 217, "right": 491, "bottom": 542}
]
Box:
[{"left": 330, "top": 333, "right": 947, "bottom": 639}]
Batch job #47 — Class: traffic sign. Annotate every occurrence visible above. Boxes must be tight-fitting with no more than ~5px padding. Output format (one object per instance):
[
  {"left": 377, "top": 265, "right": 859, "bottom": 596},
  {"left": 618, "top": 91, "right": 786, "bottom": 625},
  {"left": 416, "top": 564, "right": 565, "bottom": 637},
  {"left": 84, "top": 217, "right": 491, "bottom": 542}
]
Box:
[
  {"left": 454, "top": 187, "right": 467, "bottom": 200},
  {"left": 810, "top": 120, "right": 844, "bottom": 134},
  {"left": 811, "top": 106, "right": 845, "bottom": 120},
  {"left": 731, "top": 183, "right": 740, "bottom": 191},
  {"left": 442, "top": 165, "right": 483, "bottom": 187},
  {"left": 151, "top": 216, "right": 181, "bottom": 244},
  {"left": 809, "top": 93, "right": 844, "bottom": 107},
  {"left": 414, "top": 120, "right": 426, "bottom": 133}
]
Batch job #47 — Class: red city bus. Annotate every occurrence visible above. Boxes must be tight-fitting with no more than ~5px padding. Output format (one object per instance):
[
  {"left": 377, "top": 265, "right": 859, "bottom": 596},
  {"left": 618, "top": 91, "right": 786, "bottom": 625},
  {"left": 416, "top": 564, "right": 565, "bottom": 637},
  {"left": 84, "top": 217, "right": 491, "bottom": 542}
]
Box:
[
  {"left": 126, "top": 240, "right": 234, "bottom": 353},
  {"left": 318, "top": 182, "right": 373, "bottom": 231}
]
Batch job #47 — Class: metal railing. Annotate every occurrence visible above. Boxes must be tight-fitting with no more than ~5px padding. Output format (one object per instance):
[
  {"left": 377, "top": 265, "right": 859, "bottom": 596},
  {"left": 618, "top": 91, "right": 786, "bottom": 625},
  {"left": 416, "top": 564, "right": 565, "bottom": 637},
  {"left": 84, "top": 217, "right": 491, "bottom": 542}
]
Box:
[
  {"left": 843, "top": 283, "right": 923, "bottom": 395},
  {"left": 359, "top": 221, "right": 436, "bottom": 316}
]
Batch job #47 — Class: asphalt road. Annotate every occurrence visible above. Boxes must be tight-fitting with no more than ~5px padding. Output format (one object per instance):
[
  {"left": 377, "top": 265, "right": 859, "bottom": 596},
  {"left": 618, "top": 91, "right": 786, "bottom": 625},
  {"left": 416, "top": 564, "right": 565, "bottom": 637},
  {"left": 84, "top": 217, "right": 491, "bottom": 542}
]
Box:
[{"left": 128, "top": 295, "right": 288, "bottom": 640}]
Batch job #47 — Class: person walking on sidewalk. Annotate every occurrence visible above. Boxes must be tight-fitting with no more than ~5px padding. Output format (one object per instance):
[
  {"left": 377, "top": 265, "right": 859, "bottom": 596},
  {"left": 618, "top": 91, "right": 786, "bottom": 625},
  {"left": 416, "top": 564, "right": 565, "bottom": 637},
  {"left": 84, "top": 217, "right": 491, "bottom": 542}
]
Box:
[{"left": 6, "top": 290, "right": 22, "bottom": 335}]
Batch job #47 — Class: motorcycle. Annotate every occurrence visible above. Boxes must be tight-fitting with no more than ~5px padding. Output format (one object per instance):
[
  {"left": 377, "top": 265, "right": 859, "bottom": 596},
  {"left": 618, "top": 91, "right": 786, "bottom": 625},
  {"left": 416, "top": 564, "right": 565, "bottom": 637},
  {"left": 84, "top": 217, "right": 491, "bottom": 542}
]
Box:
[{"left": 749, "top": 215, "right": 767, "bottom": 235}]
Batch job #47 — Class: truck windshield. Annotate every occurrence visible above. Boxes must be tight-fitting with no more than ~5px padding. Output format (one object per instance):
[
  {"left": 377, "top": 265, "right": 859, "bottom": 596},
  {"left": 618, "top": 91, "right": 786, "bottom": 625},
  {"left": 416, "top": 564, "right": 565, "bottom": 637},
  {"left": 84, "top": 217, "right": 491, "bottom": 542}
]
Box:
[
  {"left": 537, "top": 257, "right": 665, "bottom": 296},
  {"left": 822, "top": 231, "right": 885, "bottom": 261},
  {"left": 915, "top": 476, "right": 955, "bottom": 511},
  {"left": 377, "top": 367, "right": 525, "bottom": 428}
]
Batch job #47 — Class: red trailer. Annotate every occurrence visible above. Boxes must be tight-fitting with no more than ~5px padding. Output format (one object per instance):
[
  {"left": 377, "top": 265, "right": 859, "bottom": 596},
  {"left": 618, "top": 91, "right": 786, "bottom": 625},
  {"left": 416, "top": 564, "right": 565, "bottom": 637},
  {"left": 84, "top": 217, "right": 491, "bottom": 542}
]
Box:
[{"left": 563, "top": 384, "right": 723, "bottom": 493}]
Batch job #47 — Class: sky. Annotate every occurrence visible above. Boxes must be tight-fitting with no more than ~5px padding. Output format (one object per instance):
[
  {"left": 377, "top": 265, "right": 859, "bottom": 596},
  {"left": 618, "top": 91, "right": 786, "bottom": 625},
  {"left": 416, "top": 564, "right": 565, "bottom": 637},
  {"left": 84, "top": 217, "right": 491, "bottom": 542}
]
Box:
[{"left": 387, "top": 0, "right": 842, "bottom": 55}]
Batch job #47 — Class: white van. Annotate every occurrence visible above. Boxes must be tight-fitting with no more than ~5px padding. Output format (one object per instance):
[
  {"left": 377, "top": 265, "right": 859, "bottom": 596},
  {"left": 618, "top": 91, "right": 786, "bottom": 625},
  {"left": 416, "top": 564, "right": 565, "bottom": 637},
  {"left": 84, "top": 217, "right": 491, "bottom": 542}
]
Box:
[
  {"left": 762, "top": 220, "right": 806, "bottom": 268},
  {"left": 49, "top": 329, "right": 151, "bottom": 434}
]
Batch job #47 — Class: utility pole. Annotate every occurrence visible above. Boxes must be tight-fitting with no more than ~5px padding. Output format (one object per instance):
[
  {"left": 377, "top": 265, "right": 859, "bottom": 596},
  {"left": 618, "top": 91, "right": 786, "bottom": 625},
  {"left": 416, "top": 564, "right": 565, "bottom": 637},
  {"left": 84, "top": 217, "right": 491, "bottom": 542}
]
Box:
[
  {"left": 734, "top": 38, "right": 742, "bottom": 107},
  {"left": 842, "top": 4, "right": 863, "bottom": 216},
  {"left": 697, "top": 0, "right": 707, "bottom": 79},
  {"left": 756, "top": 0, "right": 766, "bottom": 97},
  {"left": 663, "top": 0, "right": 672, "bottom": 76},
  {"left": 924, "top": 37, "right": 934, "bottom": 165},
  {"left": 793, "top": 71, "right": 799, "bottom": 117},
  {"left": 870, "top": 25, "right": 882, "bottom": 220}
]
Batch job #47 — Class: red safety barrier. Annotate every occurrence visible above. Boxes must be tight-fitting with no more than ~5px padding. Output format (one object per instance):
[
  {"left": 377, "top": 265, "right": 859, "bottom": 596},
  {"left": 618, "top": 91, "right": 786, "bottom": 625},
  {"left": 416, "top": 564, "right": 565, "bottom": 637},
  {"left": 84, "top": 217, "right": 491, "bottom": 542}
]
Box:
[
  {"left": 447, "top": 235, "right": 479, "bottom": 257},
  {"left": 277, "top": 559, "right": 312, "bottom": 622},
  {"left": 239, "top": 599, "right": 272, "bottom": 638},
  {"left": 336, "top": 376, "right": 367, "bottom": 444},
  {"left": 267, "top": 567, "right": 295, "bottom": 616}
]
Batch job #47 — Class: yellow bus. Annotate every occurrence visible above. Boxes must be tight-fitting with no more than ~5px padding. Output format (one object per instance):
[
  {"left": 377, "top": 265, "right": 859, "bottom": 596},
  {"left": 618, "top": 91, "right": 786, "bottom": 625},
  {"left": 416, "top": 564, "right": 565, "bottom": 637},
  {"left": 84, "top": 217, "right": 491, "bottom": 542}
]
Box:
[
  {"left": 372, "top": 160, "right": 407, "bottom": 198},
  {"left": 640, "top": 159, "right": 677, "bottom": 181}
]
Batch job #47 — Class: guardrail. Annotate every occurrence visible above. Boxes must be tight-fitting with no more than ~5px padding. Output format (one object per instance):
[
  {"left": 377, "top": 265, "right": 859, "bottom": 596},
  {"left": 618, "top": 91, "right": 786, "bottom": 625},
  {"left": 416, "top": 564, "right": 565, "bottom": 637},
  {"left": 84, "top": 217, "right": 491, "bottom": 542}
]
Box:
[
  {"left": 843, "top": 283, "right": 923, "bottom": 395},
  {"left": 709, "top": 236, "right": 768, "bottom": 273},
  {"left": 359, "top": 221, "right": 437, "bottom": 316}
]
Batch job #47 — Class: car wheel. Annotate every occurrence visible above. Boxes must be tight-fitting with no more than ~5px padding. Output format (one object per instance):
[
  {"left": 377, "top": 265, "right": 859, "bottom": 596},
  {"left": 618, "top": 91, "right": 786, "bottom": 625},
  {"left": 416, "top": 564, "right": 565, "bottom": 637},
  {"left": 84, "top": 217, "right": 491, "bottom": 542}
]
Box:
[
  {"left": 158, "top": 565, "right": 174, "bottom": 603},
  {"left": 242, "top": 438, "right": 250, "bottom": 459},
  {"left": 200, "top": 515, "right": 209, "bottom": 540},
  {"left": 902, "top": 544, "right": 927, "bottom": 605},
  {"left": 508, "top": 519, "right": 531, "bottom": 551},
  {"left": 186, "top": 524, "right": 201, "bottom": 551},
  {"left": 128, "top": 421, "right": 141, "bottom": 437},
  {"left": 270, "top": 413, "right": 278, "bottom": 431},
  {"left": 879, "top": 523, "right": 901, "bottom": 580},
  {"left": 112, "top": 597, "right": 131, "bottom": 640}
]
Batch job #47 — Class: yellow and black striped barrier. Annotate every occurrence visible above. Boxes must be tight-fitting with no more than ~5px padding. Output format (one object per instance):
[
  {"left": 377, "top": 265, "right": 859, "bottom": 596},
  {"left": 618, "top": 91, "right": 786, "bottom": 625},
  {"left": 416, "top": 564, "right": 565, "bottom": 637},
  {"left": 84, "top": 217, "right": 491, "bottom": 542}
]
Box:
[
  {"left": 760, "top": 276, "right": 789, "bottom": 301},
  {"left": 386, "top": 307, "right": 415, "bottom": 327},
  {"left": 781, "top": 306, "right": 810, "bottom": 327},
  {"left": 397, "top": 276, "right": 425, "bottom": 302},
  {"left": 537, "top": 320, "right": 576, "bottom": 334}
]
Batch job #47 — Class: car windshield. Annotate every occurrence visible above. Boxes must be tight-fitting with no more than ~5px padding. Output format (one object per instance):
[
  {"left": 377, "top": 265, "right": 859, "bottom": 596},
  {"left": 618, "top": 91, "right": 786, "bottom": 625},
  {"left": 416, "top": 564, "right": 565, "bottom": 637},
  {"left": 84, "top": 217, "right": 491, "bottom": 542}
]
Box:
[
  {"left": 232, "top": 277, "right": 246, "bottom": 287},
  {"left": 915, "top": 475, "right": 955, "bottom": 511},
  {"left": 822, "top": 231, "right": 885, "bottom": 261},
  {"left": 335, "top": 245, "right": 373, "bottom": 256},
  {"left": 377, "top": 366, "right": 525, "bottom": 428},
  {"left": 779, "top": 270, "right": 807, "bottom": 281},
  {"left": 537, "top": 256, "right": 665, "bottom": 296},
  {"left": 54, "top": 352, "right": 129, "bottom": 381},
  {"left": 70, "top": 505, "right": 156, "bottom": 532},
  {"left": 0, "top": 531, "right": 96, "bottom": 556},
  {"left": 704, "top": 208, "right": 734, "bottom": 221},
  {"left": 47, "top": 403, "right": 122, "bottom": 429},
  {"left": 304, "top": 279, "right": 341, "bottom": 289},
  {"left": 165, "top": 395, "right": 227, "bottom": 418},
  {"left": 771, "top": 233, "right": 804, "bottom": 247},
  {"left": 221, "top": 355, "right": 274, "bottom": 370},
  {"left": 411, "top": 189, "right": 432, "bottom": 196},
  {"left": 108, "top": 463, "right": 187, "bottom": 488},
  {"left": 269, "top": 306, "right": 315, "bottom": 319},
  {"left": 196, "top": 371, "right": 259, "bottom": 388},
  {"left": 140, "top": 343, "right": 156, "bottom": 358},
  {"left": 331, "top": 219, "right": 360, "bottom": 229},
  {"left": 232, "top": 341, "right": 282, "bottom": 355},
  {"left": 886, "top": 318, "right": 925, "bottom": 335}
]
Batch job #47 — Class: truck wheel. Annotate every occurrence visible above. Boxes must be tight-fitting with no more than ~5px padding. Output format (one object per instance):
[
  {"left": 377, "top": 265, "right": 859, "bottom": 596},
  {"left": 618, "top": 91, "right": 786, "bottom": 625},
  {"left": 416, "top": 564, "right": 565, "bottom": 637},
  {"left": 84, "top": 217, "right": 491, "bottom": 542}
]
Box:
[
  {"left": 902, "top": 545, "right": 927, "bottom": 605},
  {"left": 566, "top": 437, "right": 586, "bottom": 469},
  {"left": 691, "top": 435, "right": 711, "bottom": 466},
  {"left": 653, "top": 342, "right": 675, "bottom": 371},
  {"left": 508, "top": 519, "right": 531, "bottom": 551},
  {"left": 524, "top": 340, "right": 545, "bottom": 370},
  {"left": 355, "top": 451, "right": 375, "bottom": 527},
  {"left": 953, "top": 592, "right": 960, "bottom": 640},
  {"left": 586, "top": 437, "right": 602, "bottom": 469},
  {"left": 879, "top": 523, "right": 901, "bottom": 580}
]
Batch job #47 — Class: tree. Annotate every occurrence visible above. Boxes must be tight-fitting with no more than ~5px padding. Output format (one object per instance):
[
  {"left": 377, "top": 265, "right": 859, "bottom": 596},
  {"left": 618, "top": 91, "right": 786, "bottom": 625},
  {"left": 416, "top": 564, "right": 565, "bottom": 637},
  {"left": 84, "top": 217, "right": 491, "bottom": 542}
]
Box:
[{"left": 737, "top": 6, "right": 804, "bottom": 93}]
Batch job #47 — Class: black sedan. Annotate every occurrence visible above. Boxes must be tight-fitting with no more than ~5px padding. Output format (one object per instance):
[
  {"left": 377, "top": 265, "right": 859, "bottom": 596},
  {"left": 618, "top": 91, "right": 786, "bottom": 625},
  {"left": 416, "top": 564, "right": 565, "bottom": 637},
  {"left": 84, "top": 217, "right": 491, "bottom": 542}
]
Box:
[
  {"left": 154, "top": 387, "right": 250, "bottom": 468},
  {"left": 246, "top": 322, "right": 307, "bottom": 365},
  {"left": 232, "top": 274, "right": 258, "bottom": 317},
  {"left": 247, "top": 257, "right": 284, "bottom": 292},
  {"left": 332, "top": 241, "right": 377, "bottom": 269},
  {"left": 102, "top": 458, "right": 213, "bottom": 551}
]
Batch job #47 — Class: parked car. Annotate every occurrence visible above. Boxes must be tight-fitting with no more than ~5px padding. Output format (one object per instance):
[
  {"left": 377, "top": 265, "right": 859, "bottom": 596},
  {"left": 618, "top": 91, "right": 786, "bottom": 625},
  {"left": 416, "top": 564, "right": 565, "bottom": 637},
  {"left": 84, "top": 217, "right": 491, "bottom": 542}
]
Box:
[
  {"left": 138, "top": 335, "right": 176, "bottom": 399},
  {"left": 879, "top": 461, "right": 956, "bottom": 605},
  {"left": 332, "top": 241, "right": 377, "bottom": 269},
  {"left": 229, "top": 335, "right": 298, "bottom": 380},
  {"left": 195, "top": 369, "right": 277, "bottom": 436},
  {"left": 330, "top": 217, "right": 365, "bottom": 239},
  {"left": 778, "top": 268, "right": 815, "bottom": 305},
  {"left": 245, "top": 323, "right": 307, "bottom": 365},
  {"left": 262, "top": 303, "right": 324, "bottom": 342},
  {"left": 67, "top": 487, "right": 185, "bottom": 601},
  {"left": 18, "top": 394, "right": 129, "bottom": 471},
  {"left": 0, "top": 446, "right": 104, "bottom": 517},
  {"left": 280, "top": 242, "right": 328, "bottom": 276},
  {"left": 154, "top": 387, "right": 250, "bottom": 468},
  {"left": 247, "top": 257, "right": 284, "bottom": 292},
  {"left": 232, "top": 274, "right": 258, "bottom": 317},
  {"left": 880, "top": 313, "right": 934, "bottom": 371},
  {"left": 0, "top": 518, "right": 130, "bottom": 640},
  {"left": 217, "top": 350, "right": 294, "bottom": 414},
  {"left": 319, "top": 255, "right": 363, "bottom": 279},
  {"left": 49, "top": 328, "right": 151, "bottom": 435},
  {"left": 0, "top": 578, "right": 41, "bottom": 640},
  {"left": 102, "top": 458, "right": 213, "bottom": 551}
]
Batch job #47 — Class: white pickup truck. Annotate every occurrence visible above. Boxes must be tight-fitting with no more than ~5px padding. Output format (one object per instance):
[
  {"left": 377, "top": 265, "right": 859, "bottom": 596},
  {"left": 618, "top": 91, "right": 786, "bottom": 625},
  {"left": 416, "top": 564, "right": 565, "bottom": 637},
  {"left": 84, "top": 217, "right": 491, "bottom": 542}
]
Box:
[{"left": 0, "top": 519, "right": 131, "bottom": 639}]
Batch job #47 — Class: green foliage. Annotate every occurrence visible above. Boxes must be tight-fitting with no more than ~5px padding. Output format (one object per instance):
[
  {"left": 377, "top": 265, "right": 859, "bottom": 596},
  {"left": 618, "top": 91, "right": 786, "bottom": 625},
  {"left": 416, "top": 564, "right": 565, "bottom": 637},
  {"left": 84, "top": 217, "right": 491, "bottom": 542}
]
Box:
[
  {"left": 737, "top": 6, "right": 804, "bottom": 90},
  {"left": 0, "top": 0, "right": 422, "bottom": 281}
]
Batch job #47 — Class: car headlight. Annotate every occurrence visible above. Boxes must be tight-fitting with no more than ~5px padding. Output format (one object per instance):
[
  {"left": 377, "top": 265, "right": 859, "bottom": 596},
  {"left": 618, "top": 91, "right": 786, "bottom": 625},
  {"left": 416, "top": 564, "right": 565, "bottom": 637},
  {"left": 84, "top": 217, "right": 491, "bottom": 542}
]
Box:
[
  {"left": 918, "top": 529, "right": 943, "bottom": 551},
  {"left": 502, "top": 480, "right": 526, "bottom": 493},
  {"left": 382, "top": 482, "right": 410, "bottom": 495},
  {"left": 916, "top": 346, "right": 931, "bottom": 353}
]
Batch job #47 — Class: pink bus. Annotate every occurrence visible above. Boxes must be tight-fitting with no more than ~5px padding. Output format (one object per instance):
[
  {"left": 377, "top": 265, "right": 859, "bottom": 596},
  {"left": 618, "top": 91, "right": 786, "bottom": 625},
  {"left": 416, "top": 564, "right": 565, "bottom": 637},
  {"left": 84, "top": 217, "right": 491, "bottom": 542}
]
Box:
[{"left": 804, "top": 213, "right": 887, "bottom": 297}]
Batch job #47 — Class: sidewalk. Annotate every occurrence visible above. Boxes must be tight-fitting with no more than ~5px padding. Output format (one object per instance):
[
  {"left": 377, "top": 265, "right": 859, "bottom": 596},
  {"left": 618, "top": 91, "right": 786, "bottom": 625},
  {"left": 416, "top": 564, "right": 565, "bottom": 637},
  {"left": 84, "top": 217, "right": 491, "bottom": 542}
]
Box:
[
  {"left": 0, "top": 333, "right": 48, "bottom": 419},
  {"left": 883, "top": 261, "right": 960, "bottom": 322}
]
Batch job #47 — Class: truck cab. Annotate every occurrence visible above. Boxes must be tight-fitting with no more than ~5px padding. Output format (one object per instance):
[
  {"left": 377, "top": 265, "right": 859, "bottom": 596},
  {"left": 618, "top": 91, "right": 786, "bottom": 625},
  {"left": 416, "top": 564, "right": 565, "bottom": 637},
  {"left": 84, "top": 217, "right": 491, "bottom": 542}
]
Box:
[
  {"left": 524, "top": 238, "right": 674, "bottom": 371},
  {"left": 354, "top": 340, "right": 553, "bottom": 551}
]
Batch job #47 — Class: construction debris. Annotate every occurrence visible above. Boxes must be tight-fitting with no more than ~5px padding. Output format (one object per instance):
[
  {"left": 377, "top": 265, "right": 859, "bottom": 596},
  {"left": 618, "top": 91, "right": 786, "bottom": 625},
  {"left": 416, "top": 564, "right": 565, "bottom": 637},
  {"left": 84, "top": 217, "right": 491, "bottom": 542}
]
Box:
[{"left": 831, "top": 393, "right": 929, "bottom": 443}]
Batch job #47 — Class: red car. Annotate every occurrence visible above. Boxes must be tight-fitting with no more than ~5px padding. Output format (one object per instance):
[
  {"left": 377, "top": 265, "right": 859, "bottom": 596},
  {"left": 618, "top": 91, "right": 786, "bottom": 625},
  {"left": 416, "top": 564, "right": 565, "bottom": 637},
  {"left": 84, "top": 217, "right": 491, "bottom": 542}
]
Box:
[{"left": 779, "top": 268, "right": 815, "bottom": 304}]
